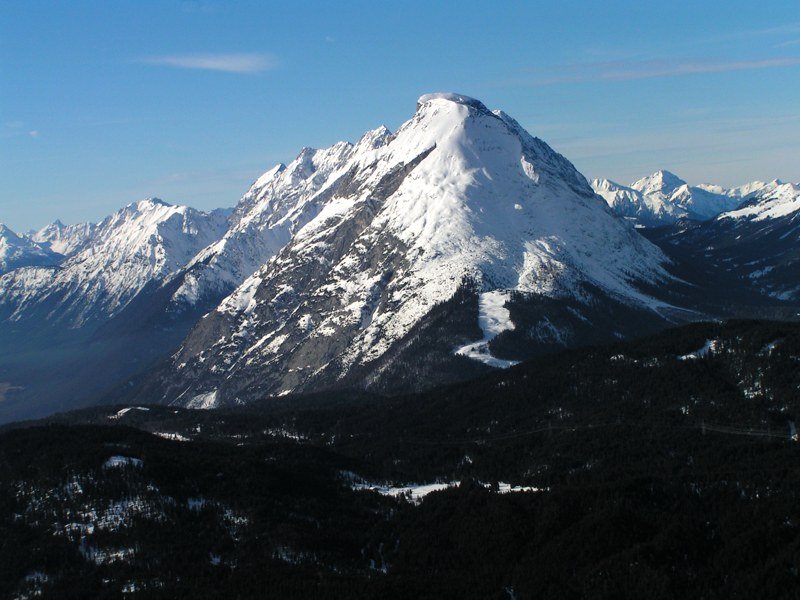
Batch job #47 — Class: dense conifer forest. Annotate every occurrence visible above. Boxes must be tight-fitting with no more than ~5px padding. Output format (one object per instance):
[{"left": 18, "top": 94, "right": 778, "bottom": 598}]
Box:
[{"left": 2, "top": 320, "right": 800, "bottom": 599}]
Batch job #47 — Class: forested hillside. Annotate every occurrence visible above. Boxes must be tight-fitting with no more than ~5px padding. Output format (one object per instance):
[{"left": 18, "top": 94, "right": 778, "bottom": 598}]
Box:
[{"left": 2, "top": 320, "right": 800, "bottom": 599}]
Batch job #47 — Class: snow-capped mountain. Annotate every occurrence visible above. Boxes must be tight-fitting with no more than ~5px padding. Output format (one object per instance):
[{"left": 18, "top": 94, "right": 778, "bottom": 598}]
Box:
[
  {"left": 695, "top": 179, "right": 781, "bottom": 199},
  {"left": 140, "top": 92, "right": 680, "bottom": 409},
  {"left": 720, "top": 181, "right": 800, "bottom": 223},
  {"left": 165, "top": 127, "right": 393, "bottom": 313},
  {"left": 31, "top": 219, "right": 97, "bottom": 257},
  {"left": 3, "top": 93, "right": 797, "bottom": 422},
  {"left": 0, "top": 223, "right": 60, "bottom": 275},
  {"left": 630, "top": 169, "right": 687, "bottom": 202},
  {"left": 591, "top": 170, "right": 778, "bottom": 226},
  {"left": 646, "top": 182, "right": 800, "bottom": 302},
  {"left": 0, "top": 218, "right": 96, "bottom": 277},
  {"left": 0, "top": 199, "right": 229, "bottom": 327}
]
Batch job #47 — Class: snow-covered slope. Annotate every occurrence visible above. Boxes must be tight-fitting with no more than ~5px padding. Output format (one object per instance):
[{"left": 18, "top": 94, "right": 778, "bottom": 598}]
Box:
[
  {"left": 0, "top": 199, "right": 229, "bottom": 327},
  {"left": 31, "top": 219, "right": 97, "bottom": 257},
  {"left": 591, "top": 170, "right": 776, "bottom": 226},
  {"left": 713, "top": 182, "right": 800, "bottom": 300},
  {"left": 645, "top": 181, "right": 800, "bottom": 302},
  {"left": 591, "top": 177, "right": 681, "bottom": 225},
  {"left": 696, "top": 179, "right": 781, "bottom": 200},
  {"left": 166, "top": 127, "right": 393, "bottom": 312},
  {"left": 147, "top": 93, "right": 676, "bottom": 408},
  {"left": 0, "top": 224, "right": 59, "bottom": 275},
  {"left": 667, "top": 183, "right": 742, "bottom": 221},
  {"left": 719, "top": 182, "right": 800, "bottom": 222}
]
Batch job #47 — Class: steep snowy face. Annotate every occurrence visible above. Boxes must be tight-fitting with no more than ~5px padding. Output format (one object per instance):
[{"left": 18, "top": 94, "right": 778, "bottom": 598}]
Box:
[
  {"left": 162, "top": 93, "right": 672, "bottom": 406},
  {"left": 593, "top": 170, "right": 764, "bottom": 226},
  {"left": 32, "top": 219, "right": 97, "bottom": 257},
  {"left": 0, "top": 224, "right": 59, "bottom": 275},
  {"left": 0, "top": 199, "right": 229, "bottom": 327},
  {"left": 590, "top": 178, "right": 669, "bottom": 225},
  {"left": 719, "top": 182, "right": 800, "bottom": 222},
  {"left": 668, "top": 184, "right": 742, "bottom": 220},
  {"left": 168, "top": 127, "right": 393, "bottom": 310},
  {"left": 593, "top": 174, "right": 690, "bottom": 225}
]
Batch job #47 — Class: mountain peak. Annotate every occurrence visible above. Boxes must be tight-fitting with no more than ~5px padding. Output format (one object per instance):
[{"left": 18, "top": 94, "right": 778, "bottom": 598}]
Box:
[
  {"left": 630, "top": 170, "right": 686, "bottom": 195},
  {"left": 0, "top": 222, "right": 59, "bottom": 275},
  {"left": 31, "top": 219, "right": 97, "bottom": 258},
  {"left": 123, "top": 198, "right": 171, "bottom": 214},
  {"left": 591, "top": 177, "right": 623, "bottom": 192},
  {"left": 416, "top": 92, "right": 490, "bottom": 113},
  {"left": 140, "top": 197, "right": 169, "bottom": 208},
  {"left": 151, "top": 93, "right": 672, "bottom": 407},
  {"left": 356, "top": 125, "right": 393, "bottom": 151},
  {"left": 252, "top": 164, "right": 286, "bottom": 189},
  {"left": 650, "top": 169, "right": 680, "bottom": 181},
  {"left": 0, "top": 224, "right": 31, "bottom": 244}
]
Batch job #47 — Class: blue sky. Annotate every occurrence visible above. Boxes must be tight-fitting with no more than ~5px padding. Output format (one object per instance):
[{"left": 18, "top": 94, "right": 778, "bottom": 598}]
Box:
[{"left": 2, "top": 0, "right": 799, "bottom": 231}]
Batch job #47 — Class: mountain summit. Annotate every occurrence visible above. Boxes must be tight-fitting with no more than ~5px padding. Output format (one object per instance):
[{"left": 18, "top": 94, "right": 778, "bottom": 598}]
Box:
[{"left": 137, "top": 93, "right": 676, "bottom": 408}]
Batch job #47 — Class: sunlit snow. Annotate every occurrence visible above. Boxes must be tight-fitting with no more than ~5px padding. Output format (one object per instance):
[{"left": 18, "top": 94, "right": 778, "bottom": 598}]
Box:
[
  {"left": 678, "top": 339, "right": 717, "bottom": 360},
  {"left": 455, "top": 290, "right": 519, "bottom": 368}
]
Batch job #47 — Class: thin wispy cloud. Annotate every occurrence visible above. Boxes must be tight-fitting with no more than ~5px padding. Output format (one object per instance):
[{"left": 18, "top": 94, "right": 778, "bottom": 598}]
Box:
[
  {"left": 695, "top": 21, "right": 800, "bottom": 45},
  {"left": 1, "top": 121, "right": 39, "bottom": 140},
  {"left": 522, "top": 56, "right": 800, "bottom": 86},
  {"left": 138, "top": 53, "right": 279, "bottom": 74},
  {"left": 741, "top": 22, "right": 800, "bottom": 38}
]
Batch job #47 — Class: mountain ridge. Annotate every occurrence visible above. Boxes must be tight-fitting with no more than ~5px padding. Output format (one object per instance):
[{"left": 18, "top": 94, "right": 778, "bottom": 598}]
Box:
[
  {"left": 0, "top": 223, "right": 60, "bottom": 275},
  {"left": 134, "top": 93, "right": 684, "bottom": 408},
  {"left": 1, "top": 93, "right": 798, "bottom": 422},
  {"left": 0, "top": 198, "right": 229, "bottom": 328},
  {"left": 591, "top": 170, "right": 785, "bottom": 226}
]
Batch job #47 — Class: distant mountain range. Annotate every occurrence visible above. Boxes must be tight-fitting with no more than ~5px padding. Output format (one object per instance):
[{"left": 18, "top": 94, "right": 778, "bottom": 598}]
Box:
[
  {"left": 0, "top": 223, "right": 61, "bottom": 274},
  {"left": 1, "top": 200, "right": 229, "bottom": 327},
  {"left": 1, "top": 93, "right": 798, "bottom": 422},
  {"left": 591, "top": 170, "right": 783, "bottom": 226}
]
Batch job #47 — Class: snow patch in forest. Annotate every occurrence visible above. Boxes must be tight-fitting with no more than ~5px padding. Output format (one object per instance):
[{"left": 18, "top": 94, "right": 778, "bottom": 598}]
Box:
[
  {"left": 343, "top": 472, "right": 544, "bottom": 504},
  {"left": 109, "top": 406, "right": 150, "bottom": 419},
  {"left": 153, "top": 431, "right": 191, "bottom": 442},
  {"left": 678, "top": 339, "right": 717, "bottom": 360},
  {"left": 103, "top": 456, "right": 143, "bottom": 469},
  {"left": 455, "top": 290, "right": 519, "bottom": 368}
]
